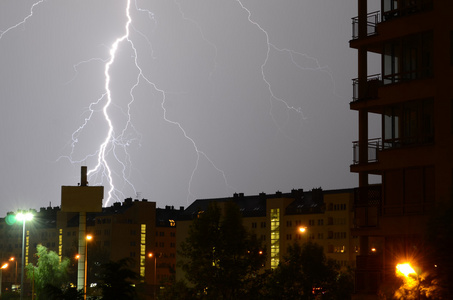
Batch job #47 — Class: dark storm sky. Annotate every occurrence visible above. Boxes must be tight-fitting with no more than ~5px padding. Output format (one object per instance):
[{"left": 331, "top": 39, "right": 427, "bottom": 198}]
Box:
[{"left": 0, "top": 0, "right": 373, "bottom": 215}]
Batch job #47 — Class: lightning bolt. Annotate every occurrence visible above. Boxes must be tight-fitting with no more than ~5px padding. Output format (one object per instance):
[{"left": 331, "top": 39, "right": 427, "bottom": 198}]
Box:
[
  {"left": 2, "top": 0, "right": 338, "bottom": 207},
  {"left": 0, "top": 0, "right": 46, "bottom": 40},
  {"left": 236, "top": 0, "right": 339, "bottom": 140},
  {"left": 64, "top": 0, "right": 233, "bottom": 206}
]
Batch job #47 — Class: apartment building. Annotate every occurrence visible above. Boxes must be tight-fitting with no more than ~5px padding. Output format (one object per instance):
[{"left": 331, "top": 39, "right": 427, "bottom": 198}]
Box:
[
  {"left": 349, "top": 0, "right": 453, "bottom": 297},
  {"left": 176, "top": 188, "right": 358, "bottom": 282},
  {"left": 0, "top": 199, "right": 182, "bottom": 299}
]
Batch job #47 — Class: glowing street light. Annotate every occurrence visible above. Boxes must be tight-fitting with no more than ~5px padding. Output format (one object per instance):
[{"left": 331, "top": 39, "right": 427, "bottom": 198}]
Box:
[
  {"left": 0, "top": 263, "right": 9, "bottom": 297},
  {"left": 9, "top": 257, "right": 17, "bottom": 286},
  {"left": 396, "top": 263, "right": 416, "bottom": 277},
  {"left": 16, "top": 211, "right": 33, "bottom": 300},
  {"left": 396, "top": 262, "right": 420, "bottom": 300},
  {"left": 298, "top": 226, "right": 307, "bottom": 233},
  {"left": 84, "top": 234, "right": 93, "bottom": 300},
  {"left": 148, "top": 252, "right": 157, "bottom": 298}
]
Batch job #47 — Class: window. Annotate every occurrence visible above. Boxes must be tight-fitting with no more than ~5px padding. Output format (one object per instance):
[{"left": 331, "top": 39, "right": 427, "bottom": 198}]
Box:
[
  {"left": 383, "top": 99, "right": 434, "bottom": 148},
  {"left": 252, "top": 222, "right": 257, "bottom": 229},
  {"left": 383, "top": 32, "right": 433, "bottom": 84},
  {"left": 260, "top": 222, "right": 266, "bottom": 228},
  {"left": 317, "top": 219, "right": 324, "bottom": 226},
  {"left": 286, "top": 220, "right": 292, "bottom": 227},
  {"left": 286, "top": 234, "right": 292, "bottom": 240}
]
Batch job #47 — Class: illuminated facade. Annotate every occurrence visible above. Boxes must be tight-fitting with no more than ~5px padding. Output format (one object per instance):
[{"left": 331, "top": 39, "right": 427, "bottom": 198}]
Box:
[
  {"left": 0, "top": 200, "right": 182, "bottom": 299},
  {"left": 176, "top": 188, "right": 358, "bottom": 282},
  {"left": 350, "top": 0, "right": 453, "bottom": 297}
]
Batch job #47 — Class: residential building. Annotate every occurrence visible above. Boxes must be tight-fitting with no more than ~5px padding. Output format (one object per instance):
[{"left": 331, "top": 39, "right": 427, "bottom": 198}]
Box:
[
  {"left": 176, "top": 188, "right": 358, "bottom": 282},
  {"left": 0, "top": 199, "right": 182, "bottom": 299},
  {"left": 349, "top": 0, "right": 452, "bottom": 297}
]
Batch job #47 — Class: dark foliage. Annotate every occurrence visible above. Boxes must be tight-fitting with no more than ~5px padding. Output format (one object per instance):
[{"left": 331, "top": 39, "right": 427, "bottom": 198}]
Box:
[
  {"left": 97, "top": 258, "right": 140, "bottom": 300},
  {"left": 178, "top": 201, "right": 265, "bottom": 299}
]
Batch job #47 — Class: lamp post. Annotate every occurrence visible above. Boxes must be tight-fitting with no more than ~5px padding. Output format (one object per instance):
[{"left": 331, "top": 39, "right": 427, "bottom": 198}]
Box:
[
  {"left": 148, "top": 253, "right": 157, "bottom": 299},
  {"left": 16, "top": 212, "right": 33, "bottom": 300},
  {"left": 84, "top": 235, "right": 92, "bottom": 300},
  {"left": 9, "top": 257, "right": 17, "bottom": 287},
  {"left": 0, "top": 263, "right": 8, "bottom": 297}
]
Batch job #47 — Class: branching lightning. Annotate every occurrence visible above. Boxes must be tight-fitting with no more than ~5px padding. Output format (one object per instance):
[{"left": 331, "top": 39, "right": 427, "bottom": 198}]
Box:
[
  {"left": 64, "top": 0, "right": 233, "bottom": 206},
  {"left": 2, "top": 0, "right": 338, "bottom": 207}
]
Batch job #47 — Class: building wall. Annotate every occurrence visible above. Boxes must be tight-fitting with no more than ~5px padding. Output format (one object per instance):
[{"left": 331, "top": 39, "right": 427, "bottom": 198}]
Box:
[
  {"left": 350, "top": 0, "right": 453, "bottom": 296},
  {"left": 176, "top": 189, "right": 358, "bottom": 284}
]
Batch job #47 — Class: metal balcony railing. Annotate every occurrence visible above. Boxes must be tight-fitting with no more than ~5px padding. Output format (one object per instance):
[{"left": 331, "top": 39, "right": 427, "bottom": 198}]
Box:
[
  {"left": 351, "top": 11, "right": 380, "bottom": 40},
  {"left": 352, "top": 138, "right": 381, "bottom": 165},
  {"left": 354, "top": 185, "right": 382, "bottom": 208},
  {"left": 352, "top": 74, "right": 381, "bottom": 102},
  {"left": 382, "top": 67, "right": 433, "bottom": 85}
]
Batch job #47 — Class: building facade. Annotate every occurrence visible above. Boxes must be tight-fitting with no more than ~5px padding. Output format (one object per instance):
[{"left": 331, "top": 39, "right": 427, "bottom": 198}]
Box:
[
  {"left": 349, "top": 0, "right": 453, "bottom": 297},
  {"left": 0, "top": 199, "right": 182, "bottom": 299},
  {"left": 176, "top": 188, "right": 358, "bottom": 282}
]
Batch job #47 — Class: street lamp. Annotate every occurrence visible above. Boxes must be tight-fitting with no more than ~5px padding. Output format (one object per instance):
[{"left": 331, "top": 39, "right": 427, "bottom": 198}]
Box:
[
  {"left": 0, "top": 263, "right": 8, "bottom": 297},
  {"left": 9, "top": 257, "right": 17, "bottom": 287},
  {"left": 148, "top": 253, "right": 157, "bottom": 299},
  {"left": 396, "top": 262, "right": 420, "bottom": 300},
  {"left": 84, "top": 235, "right": 93, "bottom": 300},
  {"left": 16, "top": 211, "right": 33, "bottom": 300}
]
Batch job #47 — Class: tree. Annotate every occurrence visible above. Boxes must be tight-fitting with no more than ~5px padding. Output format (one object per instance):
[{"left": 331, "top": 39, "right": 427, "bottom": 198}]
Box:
[
  {"left": 41, "top": 284, "right": 84, "bottom": 300},
  {"left": 424, "top": 200, "right": 453, "bottom": 298},
  {"left": 97, "top": 258, "right": 140, "bottom": 300},
  {"left": 179, "top": 201, "right": 265, "bottom": 299},
  {"left": 268, "top": 241, "right": 351, "bottom": 300},
  {"left": 26, "top": 244, "right": 71, "bottom": 300}
]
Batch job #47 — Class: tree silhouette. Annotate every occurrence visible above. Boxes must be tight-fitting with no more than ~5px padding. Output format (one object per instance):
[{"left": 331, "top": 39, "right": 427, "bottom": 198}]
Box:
[
  {"left": 179, "top": 201, "right": 265, "bottom": 299},
  {"left": 97, "top": 258, "right": 140, "bottom": 300},
  {"left": 268, "top": 241, "right": 350, "bottom": 300}
]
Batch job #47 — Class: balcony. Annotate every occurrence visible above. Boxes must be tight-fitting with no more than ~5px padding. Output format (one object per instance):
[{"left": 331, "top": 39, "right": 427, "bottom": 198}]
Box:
[
  {"left": 354, "top": 185, "right": 382, "bottom": 228},
  {"left": 383, "top": 135, "right": 433, "bottom": 150},
  {"left": 382, "top": 68, "right": 433, "bottom": 85},
  {"left": 351, "top": 11, "right": 380, "bottom": 40},
  {"left": 352, "top": 74, "right": 381, "bottom": 102},
  {"left": 352, "top": 138, "right": 381, "bottom": 165}
]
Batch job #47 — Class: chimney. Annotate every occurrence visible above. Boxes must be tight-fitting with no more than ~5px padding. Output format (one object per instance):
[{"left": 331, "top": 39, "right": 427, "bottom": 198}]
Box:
[{"left": 81, "top": 166, "right": 88, "bottom": 186}]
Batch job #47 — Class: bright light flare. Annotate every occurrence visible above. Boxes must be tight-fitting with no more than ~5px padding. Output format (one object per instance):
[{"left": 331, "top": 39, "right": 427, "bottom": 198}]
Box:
[
  {"left": 298, "top": 226, "right": 307, "bottom": 233},
  {"left": 16, "top": 212, "right": 33, "bottom": 222},
  {"left": 1, "top": 263, "right": 8, "bottom": 269},
  {"left": 396, "top": 263, "right": 416, "bottom": 277}
]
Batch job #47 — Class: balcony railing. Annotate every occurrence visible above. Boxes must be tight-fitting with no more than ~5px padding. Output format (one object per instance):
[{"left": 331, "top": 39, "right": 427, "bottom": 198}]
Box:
[
  {"left": 354, "top": 185, "right": 382, "bottom": 208},
  {"left": 351, "top": 11, "right": 380, "bottom": 40},
  {"left": 352, "top": 138, "right": 381, "bottom": 165},
  {"left": 354, "top": 185, "right": 381, "bottom": 228},
  {"left": 383, "top": 135, "right": 434, "bottom": 149},
  {"left": 382, "top": 67, "right": 433, "bottom": 85},
  {"left": 352, "top": 74, "right": 381, "bottom": 102}
]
